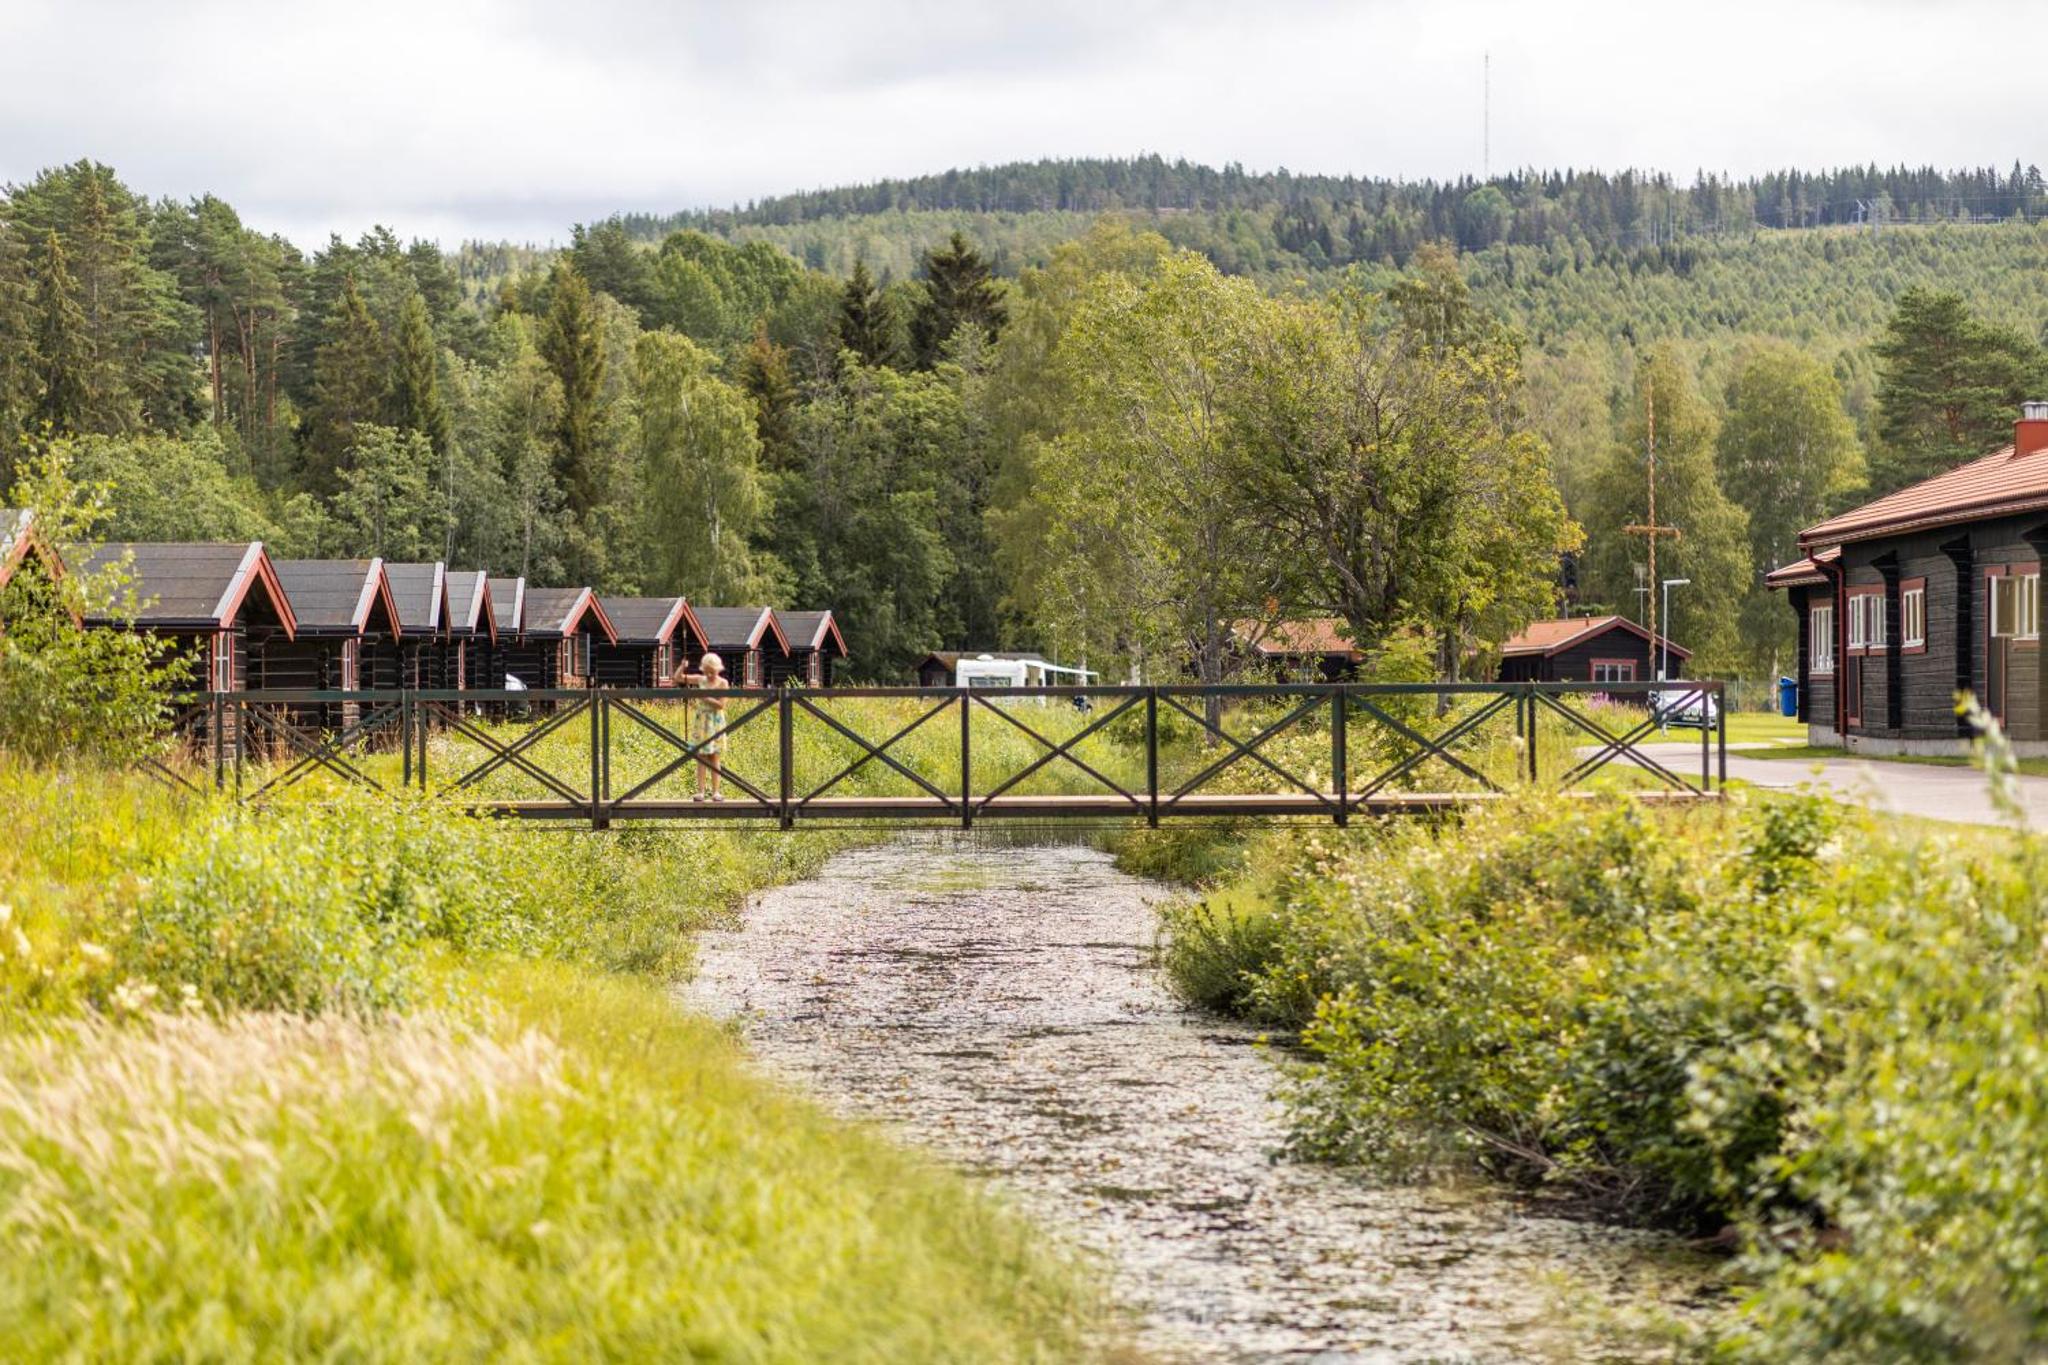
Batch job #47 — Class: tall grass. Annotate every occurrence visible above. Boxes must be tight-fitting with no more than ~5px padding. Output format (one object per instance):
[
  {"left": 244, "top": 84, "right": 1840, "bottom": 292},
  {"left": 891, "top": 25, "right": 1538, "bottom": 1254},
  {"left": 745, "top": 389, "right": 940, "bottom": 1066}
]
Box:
[{"left": 0, "top": 749, "right": 1127, "bottom": 1360}]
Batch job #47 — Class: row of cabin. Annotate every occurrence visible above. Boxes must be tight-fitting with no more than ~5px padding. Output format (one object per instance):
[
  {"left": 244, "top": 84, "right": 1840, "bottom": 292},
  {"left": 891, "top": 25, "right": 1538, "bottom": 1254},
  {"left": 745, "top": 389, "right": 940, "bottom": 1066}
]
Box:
[
  {"left": 0, "top": 527, "right": 849, "bottom": 695},
  {"left": 1768, "top": 403, "right": 2048, "bottom": 755}
]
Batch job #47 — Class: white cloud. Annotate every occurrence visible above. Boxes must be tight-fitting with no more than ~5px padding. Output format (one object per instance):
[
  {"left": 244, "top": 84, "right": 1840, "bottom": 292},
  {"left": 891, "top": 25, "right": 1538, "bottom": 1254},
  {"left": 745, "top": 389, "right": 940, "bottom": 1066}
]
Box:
[{"left": 0, "top": 0, "right": 2033, "bottom": 247}]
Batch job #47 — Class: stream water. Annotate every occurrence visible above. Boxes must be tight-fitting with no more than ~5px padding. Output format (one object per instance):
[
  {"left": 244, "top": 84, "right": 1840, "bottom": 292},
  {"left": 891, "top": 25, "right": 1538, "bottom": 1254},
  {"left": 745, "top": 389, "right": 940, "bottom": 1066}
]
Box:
[{"left": 684, "top": 836, "right": 1714, "bottom": 1363}]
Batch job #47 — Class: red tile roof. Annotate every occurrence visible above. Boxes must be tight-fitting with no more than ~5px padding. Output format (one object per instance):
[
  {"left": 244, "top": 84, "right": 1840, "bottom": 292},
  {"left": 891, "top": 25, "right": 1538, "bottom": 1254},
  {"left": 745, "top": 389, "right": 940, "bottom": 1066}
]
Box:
[
  {"left": 1231, "top": 618, "right": 1361, "bottom": 657},
  {"left": 1763, "top": 556, "right": 1828, "bottom": 588},
  {"left": 1501, "top": 615, "right": 1690, "bottom": 660},
  {"left": 1800, "top": 442, "right": 2048, "bottom": 547}
]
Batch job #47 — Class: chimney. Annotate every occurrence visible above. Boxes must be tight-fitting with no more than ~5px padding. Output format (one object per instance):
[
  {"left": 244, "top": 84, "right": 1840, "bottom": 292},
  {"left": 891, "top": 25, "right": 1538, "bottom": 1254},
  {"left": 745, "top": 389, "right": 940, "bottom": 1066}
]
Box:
[{"left": 2020, "top": 401, "right": 2048, "bottom": 458}]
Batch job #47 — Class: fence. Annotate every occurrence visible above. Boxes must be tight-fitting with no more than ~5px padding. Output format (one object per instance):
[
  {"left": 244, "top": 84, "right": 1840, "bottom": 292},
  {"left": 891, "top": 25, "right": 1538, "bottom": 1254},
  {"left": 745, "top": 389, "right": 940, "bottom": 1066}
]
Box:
[{"left": 145, "top": 680, "right": 1727, "bottom": 828}]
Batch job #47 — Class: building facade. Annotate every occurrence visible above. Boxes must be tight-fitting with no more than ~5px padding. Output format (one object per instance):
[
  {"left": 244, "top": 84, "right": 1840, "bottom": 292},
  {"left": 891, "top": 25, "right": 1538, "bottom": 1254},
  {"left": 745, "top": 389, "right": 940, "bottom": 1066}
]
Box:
[{"left": 1771, "top": 405, "right": 2048, "bottom": 753}]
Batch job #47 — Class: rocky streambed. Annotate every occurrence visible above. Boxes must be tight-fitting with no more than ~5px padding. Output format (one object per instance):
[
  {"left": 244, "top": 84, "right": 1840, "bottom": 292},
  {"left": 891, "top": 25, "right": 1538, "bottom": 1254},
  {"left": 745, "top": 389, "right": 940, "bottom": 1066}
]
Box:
[{"left": 685, "top": 835, "right": 1713, "bottom": 1362}]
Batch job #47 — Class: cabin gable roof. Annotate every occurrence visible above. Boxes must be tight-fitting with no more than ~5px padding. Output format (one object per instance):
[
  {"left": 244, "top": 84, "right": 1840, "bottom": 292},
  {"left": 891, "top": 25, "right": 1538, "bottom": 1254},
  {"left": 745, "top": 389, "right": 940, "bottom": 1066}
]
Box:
[
  {"left": 523, "top": 586, "right": 618, "bottom": 644},
  {"left": 444, "top": 570, "right": 498, "bottom": 641},
  {"left": 383, "top": 562, "right": 450, "bottom": 636},
  {"left": 775, "top": 609, "right": 848, "bottom": 657},
  {"left": 694, "top": 605, "right": 786, "bottom": 652},
  {"left": 274, "top": 558, "right": 401, "bottom": 639},
  {"left": 599, "top": 595, "right": 690, "bottom": 646},
  {"left": 1500, "top": 614, "right": 1689, "bottom": 661},
  {"left": 80, "top": 541, "right": 297, "bottom": 637}
]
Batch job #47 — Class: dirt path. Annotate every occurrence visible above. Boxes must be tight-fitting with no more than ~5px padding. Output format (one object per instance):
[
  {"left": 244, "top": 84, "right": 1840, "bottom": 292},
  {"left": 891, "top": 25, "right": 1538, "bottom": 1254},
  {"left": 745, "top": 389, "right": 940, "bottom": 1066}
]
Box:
[{"left": 685, "top": 836, "right": 1712, "bottom": 1362}]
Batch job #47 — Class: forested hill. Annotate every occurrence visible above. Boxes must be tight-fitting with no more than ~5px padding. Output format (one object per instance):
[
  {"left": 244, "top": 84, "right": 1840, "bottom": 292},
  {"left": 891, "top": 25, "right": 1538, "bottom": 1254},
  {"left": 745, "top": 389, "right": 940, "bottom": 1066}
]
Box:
[{"left": 628, "top": 153, "right": 2048, "bottom": 254}]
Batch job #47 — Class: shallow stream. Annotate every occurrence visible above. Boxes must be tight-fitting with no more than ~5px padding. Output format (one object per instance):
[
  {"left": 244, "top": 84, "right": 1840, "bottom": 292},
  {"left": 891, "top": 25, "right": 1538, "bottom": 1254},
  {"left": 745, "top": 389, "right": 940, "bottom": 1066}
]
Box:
[{"left": 685, "top": 836, "right": 1713, "bottom": 1363}]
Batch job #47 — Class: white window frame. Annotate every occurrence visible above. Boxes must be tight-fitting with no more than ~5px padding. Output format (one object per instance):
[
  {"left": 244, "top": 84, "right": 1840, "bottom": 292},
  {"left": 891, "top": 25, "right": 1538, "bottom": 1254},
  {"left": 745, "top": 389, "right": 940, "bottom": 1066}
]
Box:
[
  {"left": 1901, "top": 586, "right": 1926, "bottom": 648},
  {"left": 1590, "top": 659, "right": 1635, "bottom": 685},
  {"left": 1811, "top": 603, "right": 1836, "bottom": 673},
  {"left": 1846, "top": 594, "right": 1865, "bottom": 649},
  {"left": 1992, "top": 573, "right": 2040, "bottom": 641}
]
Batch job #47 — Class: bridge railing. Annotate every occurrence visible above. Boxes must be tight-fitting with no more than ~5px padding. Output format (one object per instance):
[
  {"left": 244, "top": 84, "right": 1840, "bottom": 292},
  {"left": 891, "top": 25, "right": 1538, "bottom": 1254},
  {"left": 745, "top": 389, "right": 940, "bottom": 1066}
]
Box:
[{"left": 143, "top": 680, "right": 1727, "bottom": 825}]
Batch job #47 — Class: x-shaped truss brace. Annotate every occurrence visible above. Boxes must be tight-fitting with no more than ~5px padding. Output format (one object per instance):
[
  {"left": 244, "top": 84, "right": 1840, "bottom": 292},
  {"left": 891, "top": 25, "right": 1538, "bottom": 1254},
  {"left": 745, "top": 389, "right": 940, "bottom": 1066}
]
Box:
[
  {"left": 795, "top": 693, "right": 962, "bottom": 812},
  {"left": 970, "top": 692, "right": 1145, "bottom": 813},
  {"left": 439, "top": 697, "right": 592, "bottom": 805},
  {"left": 605, "top": 696, "right": 777, "bottom": 807},
  {"left": 1161, "top": 692, "right": 1339, "bottom": 814},
  {"left": 241, "top": 699, "right": 402, "bottom": 804},
  {"left": 1351, "top": 692, "right": 1510, "bottom": 796},
  {"left": 1541, "top": 689, "right": 1703, "bottom": 792}
]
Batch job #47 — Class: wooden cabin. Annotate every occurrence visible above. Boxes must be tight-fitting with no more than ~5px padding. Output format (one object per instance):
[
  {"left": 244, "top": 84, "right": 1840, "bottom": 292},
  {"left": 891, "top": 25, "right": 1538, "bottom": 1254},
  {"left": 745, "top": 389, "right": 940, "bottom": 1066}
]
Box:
[
  {"left": 469, "top": 574, "right": 525, "bottom": 688},
  {"left": 1497, "top": 615, "right": 1688, "bottom": 685},
  {"left": 770, "top": 610, "right": 848, "bottom": 686},
  {"left": 501, "top": 587, "right": 617, "bottom": 689},
  {"left": 79, "top": 542, "right": 297, "bottom": 692},
  {"left": 594, "top": 596, "right": 705, "bottom": 687},
  {"left": 443, "top": 570, "right": 497, "bottom": 690},
  {"left": 1768, "top": 403, "right": 2048, "bottom": 754},
  {"left": 691, "top": 606, "right": 789, "bottom": 687},
  {"left": 262, "top": 559, "right": 402, "bottom": 691},
  {"left": 0, "top": 508, "right": 70, "bottom": 625},
  {"left": 1227, "top": 618, "right": 1363, "bottom": 682},
  {"left": 383, "top": 562, "right": 453, "bottom": 688}
]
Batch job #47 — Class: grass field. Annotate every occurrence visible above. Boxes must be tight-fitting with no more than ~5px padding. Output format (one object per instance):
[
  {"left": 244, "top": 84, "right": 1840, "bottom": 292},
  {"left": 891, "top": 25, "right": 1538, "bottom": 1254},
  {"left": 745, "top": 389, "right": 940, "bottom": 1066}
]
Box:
[{"left": 0, "top": 754, "right": 1129, "bottom": 1361}]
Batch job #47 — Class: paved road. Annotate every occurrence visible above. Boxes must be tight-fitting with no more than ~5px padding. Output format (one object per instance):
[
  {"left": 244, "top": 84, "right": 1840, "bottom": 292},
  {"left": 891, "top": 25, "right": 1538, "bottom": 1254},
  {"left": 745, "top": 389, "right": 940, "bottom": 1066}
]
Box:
[{"left": 1633, "top": 742, "right": 2048, "bottom": 828}]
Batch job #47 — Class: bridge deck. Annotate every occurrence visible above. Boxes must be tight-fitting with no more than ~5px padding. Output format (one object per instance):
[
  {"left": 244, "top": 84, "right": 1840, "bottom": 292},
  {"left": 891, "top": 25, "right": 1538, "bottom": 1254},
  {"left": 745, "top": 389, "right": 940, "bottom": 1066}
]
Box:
[{"left": 487, "top": 789, "right": 1716, "bottom": 821}]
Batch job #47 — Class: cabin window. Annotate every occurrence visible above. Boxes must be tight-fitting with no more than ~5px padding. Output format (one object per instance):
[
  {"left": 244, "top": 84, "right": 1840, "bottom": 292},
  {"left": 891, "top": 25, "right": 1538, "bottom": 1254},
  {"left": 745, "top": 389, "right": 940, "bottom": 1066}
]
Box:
[
  {"left": 1590, "top": 660, "right": 1635, "bottom": 684},
  {"left": 211, "top": 636, "right": 235, "bottom": 691},
  {"left": 1901, "top": 586, "right": 1926, "bottom": 648},
  {"left": 745, "top": 651, "right": 762, "bottom": 687},
  {"left": 1811, "top": 604, "right": 1835, "bottom": 673},
  {"left": 1992, "top": 573, "right": 2040, "bottom": 641},
  {"left": 807, "top": 651, "right": 823, "bottom": 686},
  {"left": 1846, "top": 592, "right": 1878, "bottom": 649}
]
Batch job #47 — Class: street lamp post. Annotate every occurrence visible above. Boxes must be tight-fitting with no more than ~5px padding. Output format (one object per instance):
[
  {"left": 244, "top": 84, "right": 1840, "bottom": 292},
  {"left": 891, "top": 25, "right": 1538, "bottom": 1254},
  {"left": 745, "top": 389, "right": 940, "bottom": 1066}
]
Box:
[{"left": 1659, "top": 578, "right": 1691, "bottom": 680}]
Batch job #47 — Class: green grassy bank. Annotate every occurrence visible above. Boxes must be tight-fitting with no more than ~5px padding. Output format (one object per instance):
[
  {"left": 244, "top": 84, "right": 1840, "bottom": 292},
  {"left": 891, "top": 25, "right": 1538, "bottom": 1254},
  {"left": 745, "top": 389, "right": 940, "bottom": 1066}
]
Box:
[
  {"left": 1130, "top": 785, "right": 2048, "bottom": 1361},
  {"left": 0, "top": 744, "right": 1127, "bottom": 1362}
]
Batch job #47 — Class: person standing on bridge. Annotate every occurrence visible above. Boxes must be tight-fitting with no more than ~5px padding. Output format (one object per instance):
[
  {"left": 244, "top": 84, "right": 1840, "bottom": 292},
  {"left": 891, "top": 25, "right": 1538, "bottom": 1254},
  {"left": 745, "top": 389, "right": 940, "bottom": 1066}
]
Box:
[{"left": 679, "top": 651, "right": 729, "bottom": 801}]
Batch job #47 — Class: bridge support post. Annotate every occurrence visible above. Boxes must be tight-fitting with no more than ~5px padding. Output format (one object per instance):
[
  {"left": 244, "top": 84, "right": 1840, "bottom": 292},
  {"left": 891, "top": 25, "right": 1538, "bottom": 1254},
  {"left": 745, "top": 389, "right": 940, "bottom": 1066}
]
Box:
[
  {"left": 1526, "top": 687, "right": 1540, "bottom": 784},
  {"left": 959, "top": 693, "right": 972, "bottom": 829},
  {"left": 1331, "top": 688, "right": 1348, "bottom": 826},
  {"left": 589, "top": 694, "right": 609, "bottom": 830},
  {"left": 779, "top": 686, "right": 794, "bottom": 829},
  {"left": 1145, "top": 689, "right": 1159, "bottom": 827}
]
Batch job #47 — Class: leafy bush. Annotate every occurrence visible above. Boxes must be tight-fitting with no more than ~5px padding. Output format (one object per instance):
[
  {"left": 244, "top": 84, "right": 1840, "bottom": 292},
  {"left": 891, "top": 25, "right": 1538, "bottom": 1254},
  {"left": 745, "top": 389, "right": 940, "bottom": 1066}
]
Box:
[{"left": 1170, "top": 783, "right": 2048, "bottom": 1358}]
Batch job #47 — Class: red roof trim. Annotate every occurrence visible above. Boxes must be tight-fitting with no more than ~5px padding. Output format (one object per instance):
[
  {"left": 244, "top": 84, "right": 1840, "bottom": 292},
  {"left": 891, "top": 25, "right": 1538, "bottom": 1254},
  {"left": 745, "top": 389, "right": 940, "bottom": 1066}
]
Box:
[
  {"left": 1501, "top": 614, "right": 1689, "bottom": 660},
  {"left": 216, "top": 544, "right": 298, "bottom": 640}
]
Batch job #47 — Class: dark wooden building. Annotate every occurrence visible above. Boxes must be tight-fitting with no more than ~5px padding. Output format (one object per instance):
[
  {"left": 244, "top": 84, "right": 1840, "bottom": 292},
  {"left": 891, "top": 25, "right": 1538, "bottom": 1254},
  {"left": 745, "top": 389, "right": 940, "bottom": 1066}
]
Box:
[
  {"left": 1769, "top": 404, "right": 2048, "bottom": 754},
  {"left": 468, "top": 574, "right": 525, "bottom": 688},
  {"left": 1496, "top": 615, "right": 1688, "bottom": 685},
  {"left": 1228, "top": 618, "right": 1364, "bottom": 682},
  {"left": 264, "top": 560, "right": 404, "bottom": 713},
  {"left": 0, "top": 508, "right": 70, "bottom": 622},
  {"left": 80, "top": 542, "right": 298, "bottom": 692},
  {"left": 443, "top": 570, "right": 497, "bottom": 690},
  {"left": 594, "top": 596, "right": 705, "bottom": 687},
  {"left": 770, "top": 610, "right": 847, "bottom": 686},
  {"left": 501, "top": 586, "right": 616, "bottom": 689},
  {"left": 691, "top": 606, "right": 789, "bottom": 687},
  {"left": 383, "top": 562, "right": 453, "bottom": 688}
]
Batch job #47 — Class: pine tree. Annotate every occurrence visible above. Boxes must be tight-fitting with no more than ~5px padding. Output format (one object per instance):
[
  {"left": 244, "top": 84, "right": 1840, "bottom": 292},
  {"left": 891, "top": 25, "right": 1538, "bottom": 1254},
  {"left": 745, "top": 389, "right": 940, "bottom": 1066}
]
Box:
[
  {"left": 836, "top": 260, "right": 896, "bottom": 367},
  {"left": 391, "top": 290, "right": 451, "bottom": 455},
  {"left": 1872, "top": 287, "right": 2046, "bottom": 492},
  {"left": 738, "top": 322, "right": 799, "bottom": 472},
  {"left": 539, "top": 260, "right": 607, "bottom": 516},
  {"left": 306, "top": 275, "right": 386, "bottom": 488},
  {"left": 910, "top": 231, "right": 1005, "bottom": 369},
  {"left": 32, "top": 232, "right": 88, "bottom": 435},
  {"left": 0, "top": 224, "right": 39, "bottom": 451}
]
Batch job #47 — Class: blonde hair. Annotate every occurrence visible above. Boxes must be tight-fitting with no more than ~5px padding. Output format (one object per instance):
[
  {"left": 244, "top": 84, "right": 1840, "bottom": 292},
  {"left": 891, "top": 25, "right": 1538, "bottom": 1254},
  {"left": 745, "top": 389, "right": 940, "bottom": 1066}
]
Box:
[{"left": 699, "top": 651, "right": 725, "bottom": 676}]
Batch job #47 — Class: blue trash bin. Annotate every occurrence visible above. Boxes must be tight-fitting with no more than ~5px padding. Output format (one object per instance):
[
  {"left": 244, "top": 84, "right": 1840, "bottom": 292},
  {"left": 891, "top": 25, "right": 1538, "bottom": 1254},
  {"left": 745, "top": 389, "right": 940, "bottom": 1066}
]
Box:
[{"left": 1777, "top": 676, "right": 1798, "bottom": 717}]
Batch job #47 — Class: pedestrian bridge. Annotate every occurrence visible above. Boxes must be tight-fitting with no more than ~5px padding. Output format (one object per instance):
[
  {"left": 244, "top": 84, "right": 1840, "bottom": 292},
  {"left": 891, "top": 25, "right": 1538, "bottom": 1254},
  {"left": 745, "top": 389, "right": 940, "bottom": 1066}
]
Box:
[{"left": 151, "top": 681, "right": 1727, "bottom": 828}]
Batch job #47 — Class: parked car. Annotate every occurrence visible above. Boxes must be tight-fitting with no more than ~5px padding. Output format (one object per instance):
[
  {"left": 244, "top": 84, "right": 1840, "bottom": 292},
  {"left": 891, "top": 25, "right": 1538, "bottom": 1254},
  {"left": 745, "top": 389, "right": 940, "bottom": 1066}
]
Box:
[{"left": 1650, "top": 685, "right": 1720, "bottom": 731}]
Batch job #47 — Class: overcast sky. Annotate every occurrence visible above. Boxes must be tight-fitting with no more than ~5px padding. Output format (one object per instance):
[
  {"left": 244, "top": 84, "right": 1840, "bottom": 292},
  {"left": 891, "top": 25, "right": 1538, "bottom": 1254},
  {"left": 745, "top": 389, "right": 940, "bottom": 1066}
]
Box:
[{"left": 1, "top": 0, "right": 2034, "bottom": 248}]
